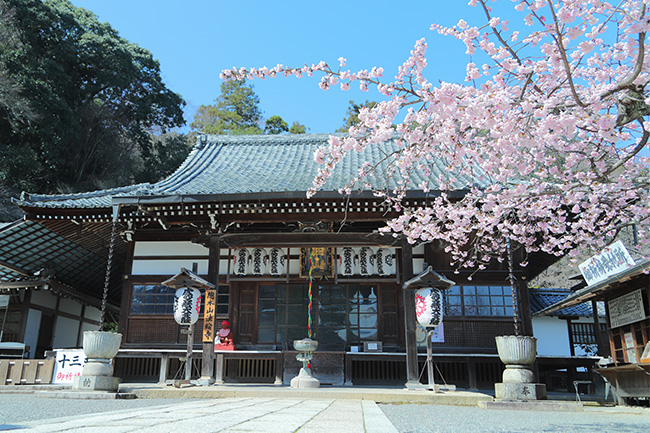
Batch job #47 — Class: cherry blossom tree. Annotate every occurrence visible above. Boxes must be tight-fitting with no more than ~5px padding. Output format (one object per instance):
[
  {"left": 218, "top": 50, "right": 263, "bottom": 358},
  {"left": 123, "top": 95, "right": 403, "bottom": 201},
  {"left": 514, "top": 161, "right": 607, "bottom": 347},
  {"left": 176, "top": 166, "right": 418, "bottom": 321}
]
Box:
[{"left": 222, "top": 0, "right": 650, "bottom": 271}]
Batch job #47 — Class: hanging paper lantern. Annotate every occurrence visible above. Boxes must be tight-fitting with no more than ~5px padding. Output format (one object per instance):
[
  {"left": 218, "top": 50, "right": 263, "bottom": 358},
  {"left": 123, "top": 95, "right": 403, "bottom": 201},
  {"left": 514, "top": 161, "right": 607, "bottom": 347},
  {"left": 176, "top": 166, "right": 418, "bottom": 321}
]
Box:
[
  {"left": 375, "top": 248, "right": 395, "bottom": 276},
  {"left": 414, "top": 287, "right": 444, "bottom": 328},
  {"left": 357, "top": 247, "right": 374, "bottom": 276},
  {"left": 266, "top": 248, "right": 286, "bottom": 276},
  {"left": 233, "top": 248, "right": 249, "bottom": 276},
  {"left": 173, "top": 287, "right": 201, "bottom": 325},
  {"left": 338, "top": 247, "right": 356, "bottom": 276},
  {"left": 250, "top": 247, "right": 267, "bottom": 276}
]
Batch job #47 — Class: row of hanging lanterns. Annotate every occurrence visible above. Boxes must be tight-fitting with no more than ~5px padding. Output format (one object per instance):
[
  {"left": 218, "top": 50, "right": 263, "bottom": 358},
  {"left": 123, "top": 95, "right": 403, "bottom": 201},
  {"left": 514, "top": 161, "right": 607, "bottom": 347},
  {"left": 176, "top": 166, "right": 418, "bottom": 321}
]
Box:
[{"left": 231, "top": 247, "right": 396, "bottom": 277}]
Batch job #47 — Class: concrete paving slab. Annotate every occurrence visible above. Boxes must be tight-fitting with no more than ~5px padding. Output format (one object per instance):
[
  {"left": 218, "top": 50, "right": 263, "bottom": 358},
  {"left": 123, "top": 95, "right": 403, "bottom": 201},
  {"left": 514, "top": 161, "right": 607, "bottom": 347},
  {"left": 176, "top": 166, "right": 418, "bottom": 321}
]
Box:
[
  {"left": 478, "top": 400, "right": 585, "bottom": 411},
  {"left": 362, "top": 400, "right": 400, "bottom": 433},
  {"left": 17, "top": 397, "right": 397, "bottom": 433}
]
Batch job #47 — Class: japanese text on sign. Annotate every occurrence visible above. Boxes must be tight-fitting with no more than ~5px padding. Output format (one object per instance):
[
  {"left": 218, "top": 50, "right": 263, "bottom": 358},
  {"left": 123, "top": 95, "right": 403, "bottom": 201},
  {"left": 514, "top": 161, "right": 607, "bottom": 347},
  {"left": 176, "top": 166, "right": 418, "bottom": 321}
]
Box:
[
  {"left": 609, "top": 289, "right": 647, "bottom": 328},
  {"left": 52, "top": 350, "right": 87, "bottom": 384},
  {"left": 578, "top": 240, "right": 635, "bottom": 286},
  {"left": 203, "top": 289, "right": 217, "bottom": 342}
]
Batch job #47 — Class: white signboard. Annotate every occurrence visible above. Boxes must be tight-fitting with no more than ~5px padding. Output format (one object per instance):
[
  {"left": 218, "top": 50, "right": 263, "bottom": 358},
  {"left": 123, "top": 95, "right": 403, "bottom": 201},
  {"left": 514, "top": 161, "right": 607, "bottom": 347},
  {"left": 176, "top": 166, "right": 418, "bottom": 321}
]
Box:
[
  {"left": 0, "top": 295, "right": 9, "bottom": 308},
  {"left": 579, "top": 240, "right": 635, "bottom": 286},
  {"left": 52, "top": 349, "right": 87, "bottom": 384},
  {"left": 609, "top": 289, "right": 647, "bottom": 329}
]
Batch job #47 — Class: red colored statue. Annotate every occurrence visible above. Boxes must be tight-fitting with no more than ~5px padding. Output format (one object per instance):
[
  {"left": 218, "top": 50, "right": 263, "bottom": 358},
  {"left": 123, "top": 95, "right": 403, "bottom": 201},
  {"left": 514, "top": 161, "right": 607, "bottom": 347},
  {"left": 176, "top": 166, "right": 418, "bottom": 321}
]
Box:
[{"left": 214, "top": 320, "right": 235, "bottom": 351}]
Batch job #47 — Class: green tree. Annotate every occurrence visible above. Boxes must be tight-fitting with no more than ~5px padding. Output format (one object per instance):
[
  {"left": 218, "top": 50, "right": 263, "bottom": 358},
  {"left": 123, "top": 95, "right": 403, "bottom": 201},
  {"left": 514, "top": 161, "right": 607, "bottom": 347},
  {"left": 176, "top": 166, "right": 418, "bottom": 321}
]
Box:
[
  {"left": 264, "top": 115, "right": 288, "bottom": 134},
  {"left": 136, "top": 132, "right": 191, "bottom": 184},
  {"left": 0, "top": 0, "right": 185, "bottom": 193},
  {"left": 191, "top": 80, "right": 263, "bottom": 135},
  {"left": 289, "top": 122, "right": 307, "bottom": 134},
  {"left": 336, "top": 100, "right": 377, "bottom": 133}
]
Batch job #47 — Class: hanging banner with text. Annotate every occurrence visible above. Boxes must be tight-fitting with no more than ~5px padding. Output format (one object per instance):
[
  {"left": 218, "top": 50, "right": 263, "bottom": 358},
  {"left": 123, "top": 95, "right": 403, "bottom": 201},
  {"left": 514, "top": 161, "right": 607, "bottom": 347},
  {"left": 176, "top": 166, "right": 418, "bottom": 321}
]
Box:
[{"left": 203, "top": 289, "right": 217, "bottom": 342}]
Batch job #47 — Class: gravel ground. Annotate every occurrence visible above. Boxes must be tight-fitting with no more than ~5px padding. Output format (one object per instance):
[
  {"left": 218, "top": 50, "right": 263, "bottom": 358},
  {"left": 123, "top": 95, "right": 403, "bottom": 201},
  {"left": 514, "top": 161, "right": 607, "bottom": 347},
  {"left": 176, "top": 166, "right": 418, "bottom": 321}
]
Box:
[
  {"left": 379, "top": 403, "right": 650, "bottom": 433},
  {"left": 0, "top": 394, "right": 196, "bottom": 425},
  {"left": 1, "top": 394, "right": 649, "bottom": 433}
]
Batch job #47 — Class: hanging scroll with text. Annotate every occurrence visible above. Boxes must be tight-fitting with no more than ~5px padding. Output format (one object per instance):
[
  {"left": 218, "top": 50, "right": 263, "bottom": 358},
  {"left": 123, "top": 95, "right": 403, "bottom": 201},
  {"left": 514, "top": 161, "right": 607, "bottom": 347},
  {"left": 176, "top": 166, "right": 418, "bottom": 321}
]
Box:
[
  {"left": 202, "top": 289, "right": 217, "bottom": 342},
  {"left": 299, "top": 247, "right": 334, "bottom": 278}
]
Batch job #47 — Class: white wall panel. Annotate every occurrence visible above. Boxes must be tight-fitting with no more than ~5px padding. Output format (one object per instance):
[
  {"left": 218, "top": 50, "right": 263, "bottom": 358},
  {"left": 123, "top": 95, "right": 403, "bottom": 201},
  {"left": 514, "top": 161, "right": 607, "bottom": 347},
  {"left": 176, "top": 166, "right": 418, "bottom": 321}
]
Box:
[
  {"left": 30, "top": 289, "right": 57, "bottom": 309},
  {"left": 132, "top": 259, "right": 209, "bottom": 275},
  {"left": 24, "top": 309, "right": 42, "bottom": 358},
  {"left": 53, "top": 316, "right": 80, "bottom": 349},
  {"left": 84, "top": 306, "right": 101, "bottom": 321},
  {"left": 58, "top": 298, "right": 82, "bottom": 316},
  {"left": 532, "top": 316, "right": 571, "bottom": 356},
  {"left": 134, "top": 241, "right": 208, "bottom": 256}
]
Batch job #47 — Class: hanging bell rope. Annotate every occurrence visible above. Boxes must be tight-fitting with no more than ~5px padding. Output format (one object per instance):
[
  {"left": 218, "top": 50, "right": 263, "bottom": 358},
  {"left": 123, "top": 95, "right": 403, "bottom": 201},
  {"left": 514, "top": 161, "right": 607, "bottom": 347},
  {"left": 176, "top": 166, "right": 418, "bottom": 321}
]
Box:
[{"left": 99, "top": 207, "right": 119, "bottom": 331}]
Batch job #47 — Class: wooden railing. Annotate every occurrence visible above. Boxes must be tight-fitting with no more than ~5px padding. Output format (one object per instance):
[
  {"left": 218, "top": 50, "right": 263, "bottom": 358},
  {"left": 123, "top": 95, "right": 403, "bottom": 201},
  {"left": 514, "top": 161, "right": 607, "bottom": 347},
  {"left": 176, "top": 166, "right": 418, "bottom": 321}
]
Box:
[{"left": 0, "top": 359, "right": 55, "bottom": 385}]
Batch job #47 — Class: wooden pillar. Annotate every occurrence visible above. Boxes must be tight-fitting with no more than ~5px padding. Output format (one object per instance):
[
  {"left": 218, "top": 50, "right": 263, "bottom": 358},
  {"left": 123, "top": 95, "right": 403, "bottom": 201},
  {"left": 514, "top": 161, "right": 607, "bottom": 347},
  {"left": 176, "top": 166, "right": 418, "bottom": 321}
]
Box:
[
  {"left": 518, "top": 280, "right": 534, "bottom": 336},
  {"left": 567, "top": 318, "right": 576, "bottom": 356},
  {"left": 400, "top": 242, "right": 420, "bottom": 389},
  {"left": 159, "top": 354, "right": 169, "bottom": 383},
  {"left": 592, "top": 300, "right": 606, "bottom": 356},
  {"left": 200, "top": 236, "right": 220, "bottom": 385},
  {"left": 467, "top": 358, "right": 478, "bottom": 390}
]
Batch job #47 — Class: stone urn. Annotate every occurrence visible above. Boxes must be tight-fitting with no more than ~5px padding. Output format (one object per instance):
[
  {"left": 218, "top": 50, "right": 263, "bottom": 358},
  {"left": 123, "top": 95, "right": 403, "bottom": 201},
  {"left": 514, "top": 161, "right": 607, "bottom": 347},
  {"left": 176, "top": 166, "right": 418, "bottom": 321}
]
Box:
[
  {"left": 290, "top": 338, "right": 320, "bottom": 389},
  {"left": 83, "top": 331, "right": 122, "bottom": 359},
  {"left": 495, "top": 335, "right": 536, "bottom": 383},
  {"left": 72, "top": 330, "right": 122, "bottom": 391}
]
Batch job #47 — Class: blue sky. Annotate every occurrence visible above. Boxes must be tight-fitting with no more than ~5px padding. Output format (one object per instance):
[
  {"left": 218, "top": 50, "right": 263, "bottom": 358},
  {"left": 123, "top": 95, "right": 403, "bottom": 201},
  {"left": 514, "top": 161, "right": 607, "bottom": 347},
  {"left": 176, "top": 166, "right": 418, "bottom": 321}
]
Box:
[{"left": 69, "top": 1, "right": 491, "bottom": 134}]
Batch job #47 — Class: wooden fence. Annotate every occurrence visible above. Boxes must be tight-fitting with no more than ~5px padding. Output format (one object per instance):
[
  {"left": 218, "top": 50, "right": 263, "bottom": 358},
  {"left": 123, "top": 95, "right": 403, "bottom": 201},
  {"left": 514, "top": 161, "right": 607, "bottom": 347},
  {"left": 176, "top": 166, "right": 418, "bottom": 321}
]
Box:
[{"left": 0, "top": 359, "right": 54, "bottom": 385}]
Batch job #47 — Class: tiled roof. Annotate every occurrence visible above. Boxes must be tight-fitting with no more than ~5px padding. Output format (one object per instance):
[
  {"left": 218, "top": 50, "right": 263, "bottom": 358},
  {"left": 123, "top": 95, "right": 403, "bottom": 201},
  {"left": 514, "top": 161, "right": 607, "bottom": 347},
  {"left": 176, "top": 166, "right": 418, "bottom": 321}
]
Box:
[
  {"left": 529, "top": 288, "right": 605, "bottom": 318},
  {"left": 14, "top": 134, "right": 480, "bottom": 210},
  {"left": 0, "top": 220, "right": 112, "bottom": 296}
]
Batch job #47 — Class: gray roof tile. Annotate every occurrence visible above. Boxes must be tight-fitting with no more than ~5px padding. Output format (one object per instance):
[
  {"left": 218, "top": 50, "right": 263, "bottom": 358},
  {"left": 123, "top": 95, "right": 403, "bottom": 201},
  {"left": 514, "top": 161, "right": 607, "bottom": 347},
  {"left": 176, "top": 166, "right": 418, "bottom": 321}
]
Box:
[{"left": 15, "top": 134, "right": 477, "bottom": 209}]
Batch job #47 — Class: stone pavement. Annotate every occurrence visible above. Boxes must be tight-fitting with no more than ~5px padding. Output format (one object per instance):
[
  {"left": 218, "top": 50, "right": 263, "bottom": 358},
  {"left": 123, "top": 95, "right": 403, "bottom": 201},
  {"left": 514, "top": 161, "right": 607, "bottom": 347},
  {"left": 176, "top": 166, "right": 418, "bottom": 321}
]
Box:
[{"left": 16, "top": 397, "right": 398, "bottom": 433}]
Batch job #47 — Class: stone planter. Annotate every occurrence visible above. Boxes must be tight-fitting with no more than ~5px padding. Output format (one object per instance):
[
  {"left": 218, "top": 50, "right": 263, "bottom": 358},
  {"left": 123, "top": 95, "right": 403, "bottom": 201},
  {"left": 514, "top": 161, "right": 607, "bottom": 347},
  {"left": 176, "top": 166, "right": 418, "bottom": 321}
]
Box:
[
  {"left": 495, "top": 335, "right": 537, "bottom": 366},
  {"left": 73, "top": 330, "right": 122, "bottom": 391},
  {"left": 494, "top": 335, "right": 546, "bottom": 401},
  {"left": 82, "top": 331, "right": 122, "bottom": 360}
]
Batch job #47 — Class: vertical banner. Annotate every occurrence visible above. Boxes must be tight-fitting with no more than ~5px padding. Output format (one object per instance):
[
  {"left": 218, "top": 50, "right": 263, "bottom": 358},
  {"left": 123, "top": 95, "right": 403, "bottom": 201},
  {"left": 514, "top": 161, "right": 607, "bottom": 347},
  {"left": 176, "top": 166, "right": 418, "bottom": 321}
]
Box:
[{"left": 203, "top": 289, "right": 217, "bottom": 342}]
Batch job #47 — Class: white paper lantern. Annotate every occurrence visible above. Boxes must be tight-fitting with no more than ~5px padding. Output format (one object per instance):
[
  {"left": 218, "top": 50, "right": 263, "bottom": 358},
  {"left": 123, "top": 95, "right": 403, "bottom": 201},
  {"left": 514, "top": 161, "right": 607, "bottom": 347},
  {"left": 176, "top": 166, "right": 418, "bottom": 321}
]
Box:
[
  {"left": 249, "top": 247, "right": 267, "bottom": 276},
  {"left": 233, "top": 248, "right": 249, "bottom": 276},
  {"left": 266, "top": 248, "right": 285, "bottom": 276},
  {"left": 173, "top": 287, "right": 201, "bottom": 325},
  {"left": 414, "top": 287, "right": 444, "bottom": 328},
  {"left": 338, "top": 247, "right": 356, "bottom": 276},
  {"left": 357, "top": 247, "right": 374, "bottom": 276},
  {"left": 375, "top": 248, "right": 395, "bottom": 276}
]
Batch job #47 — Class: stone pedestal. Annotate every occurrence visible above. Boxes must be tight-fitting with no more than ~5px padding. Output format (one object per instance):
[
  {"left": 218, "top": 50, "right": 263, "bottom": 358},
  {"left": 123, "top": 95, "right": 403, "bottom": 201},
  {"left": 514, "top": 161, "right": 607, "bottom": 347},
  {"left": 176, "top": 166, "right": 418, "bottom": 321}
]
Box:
[
  {"left": 290, "top": 368, "right": 320, "bottom": 389},
  {"left": 495, "top": 383, "right": 547, "bottom": 401},
  {"left": 72, "top": 374, "right": 120, "bottom": 391}
]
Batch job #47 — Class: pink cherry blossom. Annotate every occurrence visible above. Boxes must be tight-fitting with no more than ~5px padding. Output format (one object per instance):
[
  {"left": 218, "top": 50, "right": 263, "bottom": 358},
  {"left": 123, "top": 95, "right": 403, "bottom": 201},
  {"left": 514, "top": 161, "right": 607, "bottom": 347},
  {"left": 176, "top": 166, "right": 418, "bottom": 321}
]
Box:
[{"left": 224, "top": 0, "right": 650, "bottom": 270}]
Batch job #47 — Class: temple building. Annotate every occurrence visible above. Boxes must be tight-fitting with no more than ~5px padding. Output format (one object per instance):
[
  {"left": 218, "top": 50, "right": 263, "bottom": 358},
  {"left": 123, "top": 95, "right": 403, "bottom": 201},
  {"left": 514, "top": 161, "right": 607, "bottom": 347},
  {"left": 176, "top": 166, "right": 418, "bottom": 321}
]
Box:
[{"left": 3, "top": 133, "right": 580, "bottom": 388}]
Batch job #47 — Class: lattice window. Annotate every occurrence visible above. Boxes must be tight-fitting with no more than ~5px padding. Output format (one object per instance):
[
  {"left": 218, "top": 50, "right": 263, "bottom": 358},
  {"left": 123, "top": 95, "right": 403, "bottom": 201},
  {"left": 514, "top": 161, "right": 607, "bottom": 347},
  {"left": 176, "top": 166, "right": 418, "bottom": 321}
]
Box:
[
  {"left": 444, "top": 285, "right": 515, "bottom": 317},
  {"left": 130, "top": 284, "right": 176, "bottom": 315}
]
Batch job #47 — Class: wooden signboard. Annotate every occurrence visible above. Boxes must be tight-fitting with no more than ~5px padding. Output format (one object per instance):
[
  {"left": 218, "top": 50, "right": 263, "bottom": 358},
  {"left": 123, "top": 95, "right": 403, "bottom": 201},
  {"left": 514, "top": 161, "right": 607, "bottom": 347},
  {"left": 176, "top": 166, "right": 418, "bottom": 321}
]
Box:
[{"left": 202, "top": 289, "right": 217, "bottom": 342}]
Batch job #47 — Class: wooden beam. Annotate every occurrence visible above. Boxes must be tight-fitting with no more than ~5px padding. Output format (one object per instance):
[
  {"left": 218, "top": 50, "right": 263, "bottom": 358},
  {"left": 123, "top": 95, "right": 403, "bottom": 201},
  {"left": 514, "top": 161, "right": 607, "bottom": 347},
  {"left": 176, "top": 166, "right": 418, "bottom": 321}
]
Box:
[
  {"left": 0, "top": 260, "right": 32, "bottom": 277},
  {"left": 218, "top": 232, "right": 402, "bottom": 248}
]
